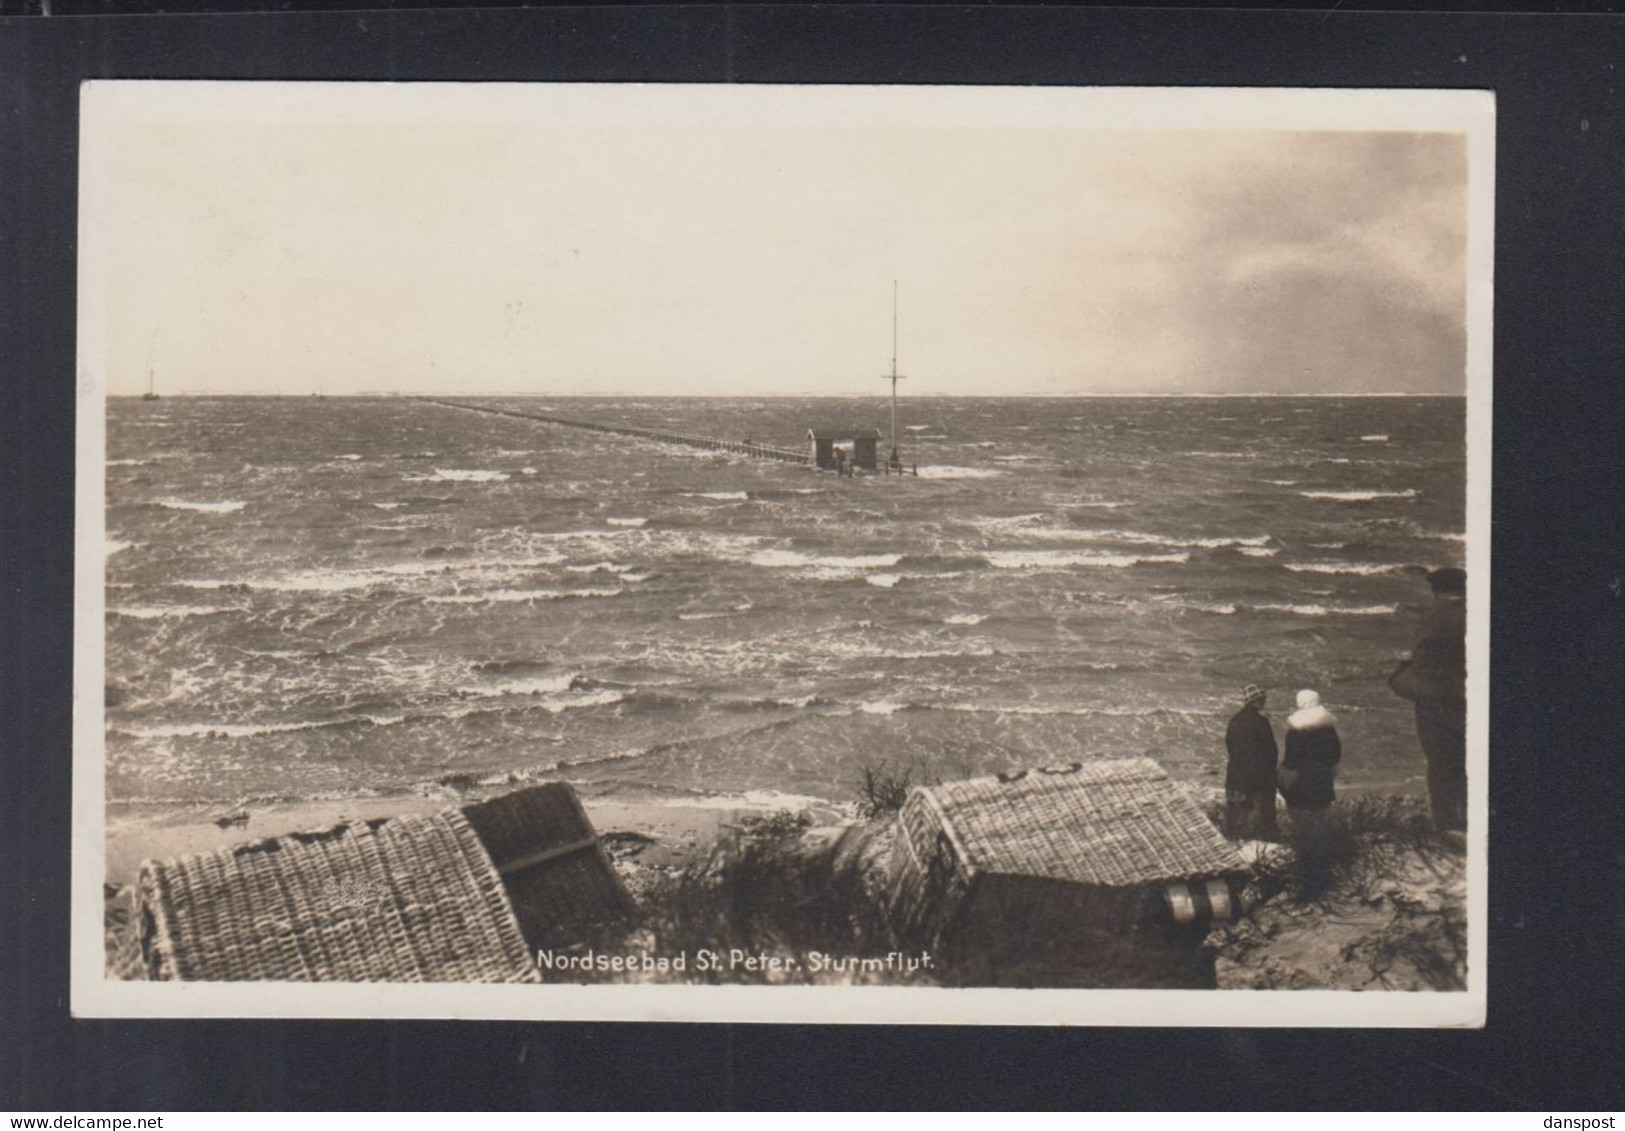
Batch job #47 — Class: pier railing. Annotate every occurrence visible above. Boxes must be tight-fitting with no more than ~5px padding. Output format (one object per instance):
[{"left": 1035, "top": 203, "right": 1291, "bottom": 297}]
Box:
[{"left": 417, "top": 398, "right": 813, "bottom": 465}]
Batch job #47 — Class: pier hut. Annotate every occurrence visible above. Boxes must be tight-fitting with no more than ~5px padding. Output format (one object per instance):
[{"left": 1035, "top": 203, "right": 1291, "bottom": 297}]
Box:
[
  {"left": 886, "top": 758, "right": 1249, "bottom": 987},
  {"left": 808, "top": 427, "right": 881, "bottom": 472},
  {"left": 112, "top": 783, "right": 633, "bottom": 983}
]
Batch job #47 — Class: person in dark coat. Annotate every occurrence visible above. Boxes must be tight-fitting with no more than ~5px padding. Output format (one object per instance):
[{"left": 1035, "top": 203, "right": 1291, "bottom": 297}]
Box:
[
  {"left": 1224, "top": 684, "right": 1280, "bottom": 840},
  {"left": 1388, "top": 566, "right": 1468, "bottom": 831},
  {"left": 1279, "top": 688, "right": 1342, "bottom": 833}
]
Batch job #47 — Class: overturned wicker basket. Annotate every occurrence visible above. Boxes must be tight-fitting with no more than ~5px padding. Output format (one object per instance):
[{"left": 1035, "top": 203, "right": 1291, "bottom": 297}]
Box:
[{"left": 115, "top": 783, "right": 633, "bottom": 983}]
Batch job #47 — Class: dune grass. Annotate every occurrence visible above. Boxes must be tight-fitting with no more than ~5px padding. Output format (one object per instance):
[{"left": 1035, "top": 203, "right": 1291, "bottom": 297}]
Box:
[{"left": 630, "top": 810, "right": 904, "bottom": 984}]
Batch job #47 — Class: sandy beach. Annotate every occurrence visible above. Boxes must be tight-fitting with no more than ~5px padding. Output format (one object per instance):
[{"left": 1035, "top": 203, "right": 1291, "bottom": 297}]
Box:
[{"left": 105, "top": 794, "right": 854, "bottom": 889}]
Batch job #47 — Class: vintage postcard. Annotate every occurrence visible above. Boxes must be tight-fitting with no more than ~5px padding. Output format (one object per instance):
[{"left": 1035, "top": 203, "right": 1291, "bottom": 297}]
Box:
[{"left": 73, "top": 81, "right": 1492, "bottom": 1024}]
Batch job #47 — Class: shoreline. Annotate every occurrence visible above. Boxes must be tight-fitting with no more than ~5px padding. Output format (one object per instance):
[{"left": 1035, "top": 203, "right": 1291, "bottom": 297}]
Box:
[
  {"left": 102, "top": 771, "right": 1464, "bottom": 993},
  {"left": 104, "top": 791, "right": 854, "bottom": 889},
  {"left": 103, "top": 764, "right": 1424, "bottom": 888}
]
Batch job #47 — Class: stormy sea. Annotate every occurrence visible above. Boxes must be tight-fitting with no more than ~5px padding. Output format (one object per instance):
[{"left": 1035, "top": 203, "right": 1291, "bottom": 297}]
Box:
[{"left": 104, "top": 395, "right": 1466, "bottom": 816}]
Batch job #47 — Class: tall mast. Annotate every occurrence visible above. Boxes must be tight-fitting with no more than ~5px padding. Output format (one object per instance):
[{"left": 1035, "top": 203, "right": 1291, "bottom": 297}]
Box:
[
  {"left": 892, "top": 279, "right": 898, "bottom": 382},
  {"left": 882, "top": 279, "right": 906, "bottom": 466}
]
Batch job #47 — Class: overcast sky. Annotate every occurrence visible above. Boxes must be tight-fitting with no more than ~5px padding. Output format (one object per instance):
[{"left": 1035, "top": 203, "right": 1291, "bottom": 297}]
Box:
[{"left": 89, "top": 85, "right": 1473, "bottom": 397}]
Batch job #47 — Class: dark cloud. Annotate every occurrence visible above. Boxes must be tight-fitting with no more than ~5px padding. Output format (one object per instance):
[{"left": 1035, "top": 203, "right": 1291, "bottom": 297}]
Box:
[{"left": 1162, "top": 132, "right": 1469, "bottom": 393}]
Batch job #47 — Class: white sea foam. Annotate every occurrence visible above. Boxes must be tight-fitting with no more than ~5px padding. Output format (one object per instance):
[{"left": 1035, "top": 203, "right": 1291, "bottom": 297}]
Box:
[
  {"left": 430, "top": 468, "right": 509, "bottom": 482},
  {"left": 905, "top": 424, "right": 930, "bottom": 432},
  {"left": 1252, "top": 602, "right": 1398, "bottom": 617},
  {"left": 859, "top": 700, "right": 907, "bottom": 716},
  {"left": 942, "top": 702, "right": 1201, "bottom": 719},
  {"left": 462, "top": 672, "right": 579, "bottom": 698},
  {"left": 765, "top": 695, "right": 822, "bottom": 709},
  {"left": 1238, "top": 547, "right": 1280, "bottom": 558},
  {"left": 426, "top": 588, "right": 622, "bottom": 604},
  {"left": 108, "top": 604, "right": 236, "bottom": 620},
  {"left": 984, "top": 549, "right": 1189, "bottom": 569},
  {"left": 944, "top": 613, "right": 986, "bottom": 625},
  {"left": 1299, "top": 489, "right": 1417, "bottom": 502},
  {"left": 606, "top": 517, "right": 648, "bottom": 527},
  {"left": 116, "top": 718, "right": 339, "bottom": 739},
  {"left": 1284, "top": 561, "right": 1406, "bottom": 576},
  {"left": 337, "top": 454, "right": 363, "bottom": 461},
  {"left": 748, "top": 550, "right": 902, "bottom": 570},
  {"left": 1361, "top": 434, "right": 1390, "bottom": 442},
  {"left": 685, "top": 491, "right": 748, "bottom": 501},
  {"left": 248, "top": 570, "right": 383, "bottom": 592},
  {"left": 1182, "top": 601, "right": 1241, "bottom": 615},
  {"left": 106, "top": 540, "right": 134, "bottom": 556},
  {"left": 1007, "top": 526, "right": 1272, "bottom": 550},
  {"left": 566, "top": 562, "right": 633, "bottom": 574},
  {"left": 376, "top": 561, "right": 464, "bottom": 578},
  {"left": 531, "top": 689, "right": 626, "bottom": 715},
  {"left": 1188, "top": 600, "right": 1399, "bottom": 617},
  {"left": 979, "top": 513, "right": 1049, "bottom": 527},
  {"left": 107, "top": 458, "right": 146, "bottom": 467},
  {"left": 157, "top": 499, "right": 247, "bottom": 514},
  {"left": 372, "top": 502, "right": 405, "bottom": 510},
  {"left": 866, "top": 573, "right": 901, "bottom": 588},
  {"left": 917, "top": 465, "right": 1005, "bottom": 479}
]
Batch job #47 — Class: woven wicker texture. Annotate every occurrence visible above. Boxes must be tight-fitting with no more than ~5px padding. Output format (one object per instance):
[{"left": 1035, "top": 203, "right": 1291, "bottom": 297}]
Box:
[
  {"left": 461, "top": 784, "right": 635, "bottom": 949},
  {"left": 911, "top": 758, "right": 1245, "bottom": 888},
  {"left": 132, "top": 809, "right": 542, "bottom": 983}
]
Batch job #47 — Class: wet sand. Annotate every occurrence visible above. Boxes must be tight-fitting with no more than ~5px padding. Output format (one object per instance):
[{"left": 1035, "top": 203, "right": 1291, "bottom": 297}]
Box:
[{"left": 104, "top": 794, "right": 840, "bottom": 888}]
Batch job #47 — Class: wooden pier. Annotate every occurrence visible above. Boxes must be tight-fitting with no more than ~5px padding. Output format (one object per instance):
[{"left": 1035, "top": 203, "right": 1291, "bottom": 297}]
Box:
[{"left": 417, "top": 398, "right": 814, "bottom": 465}]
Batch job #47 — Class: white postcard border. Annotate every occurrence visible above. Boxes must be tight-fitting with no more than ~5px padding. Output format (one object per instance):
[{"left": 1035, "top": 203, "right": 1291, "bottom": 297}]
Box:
[{"left": 72, "top": 82, "right": 1494, "bottom": 1026}]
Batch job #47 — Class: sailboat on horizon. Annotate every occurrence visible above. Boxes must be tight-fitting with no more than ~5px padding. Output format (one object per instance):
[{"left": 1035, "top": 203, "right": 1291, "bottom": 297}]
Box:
[{"left": 142, "top": 368, "right": 160, "bottom": 402}]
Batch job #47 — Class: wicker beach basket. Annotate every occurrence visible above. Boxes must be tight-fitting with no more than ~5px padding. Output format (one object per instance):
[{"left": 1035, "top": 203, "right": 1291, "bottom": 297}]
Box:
[
  {"left": 120, "top": 783, "right": 632, "bottom": 983},
  {"left": 887, "top": 758, "right": 1248, "bottom": 985}
]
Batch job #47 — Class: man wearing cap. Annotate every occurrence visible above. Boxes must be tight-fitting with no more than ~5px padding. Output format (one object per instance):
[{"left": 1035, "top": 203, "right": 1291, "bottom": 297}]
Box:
[
  {"left": 1224, "top": 684, "right": 1280, "bottom": 840},
  {"left": 1389, "top": 567, "right": 1468, "bottom": 831}
]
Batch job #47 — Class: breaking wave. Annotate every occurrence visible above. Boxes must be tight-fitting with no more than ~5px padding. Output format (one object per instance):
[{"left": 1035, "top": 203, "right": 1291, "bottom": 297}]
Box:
[
  {"left": 157, "top": 499, "right": 246, "bottom": 514},
  {"left": 1283, "top": 561, "right": 1408, "bottom": 576},
  {"left": 425, "top": 588, "right": 623, "bottom": 604},
  {"left": 1299, "top": 489, "right": 1418, "bottom": 502},
  {"left": 983, "top": 549, "right": 1190, "bottom": 570},
  {"left": 917, "top": 465, "right": 1005, "bottom": 479},
  {"left": 408, "top": 468, "right": 509, "bottom": 483},
  {"left": 748, "top": 550, "right": 902, "bottom": 570},
  {"left": 1184, "top": 600, "right": 1399, "bottom": 617},
  {"left": 108, "top": 604, "right": 237, "bottom": 620}
]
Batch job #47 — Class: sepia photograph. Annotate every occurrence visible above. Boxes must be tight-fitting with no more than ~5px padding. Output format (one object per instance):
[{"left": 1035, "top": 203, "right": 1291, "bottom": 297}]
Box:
[{"left": 72, "top": 81, "right": 1492, "bottom": 1024}]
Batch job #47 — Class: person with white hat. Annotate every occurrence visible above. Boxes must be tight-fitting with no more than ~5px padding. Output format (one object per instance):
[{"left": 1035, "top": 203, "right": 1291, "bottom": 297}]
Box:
[{"left": 1279, "top": 688, "right": 1343, "bottom": 835}]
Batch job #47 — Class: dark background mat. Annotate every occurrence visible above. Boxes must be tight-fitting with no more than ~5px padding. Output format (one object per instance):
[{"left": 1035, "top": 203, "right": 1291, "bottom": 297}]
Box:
[{"left": 2, "top": 3, "right": 1622, "bottom": 1110}]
